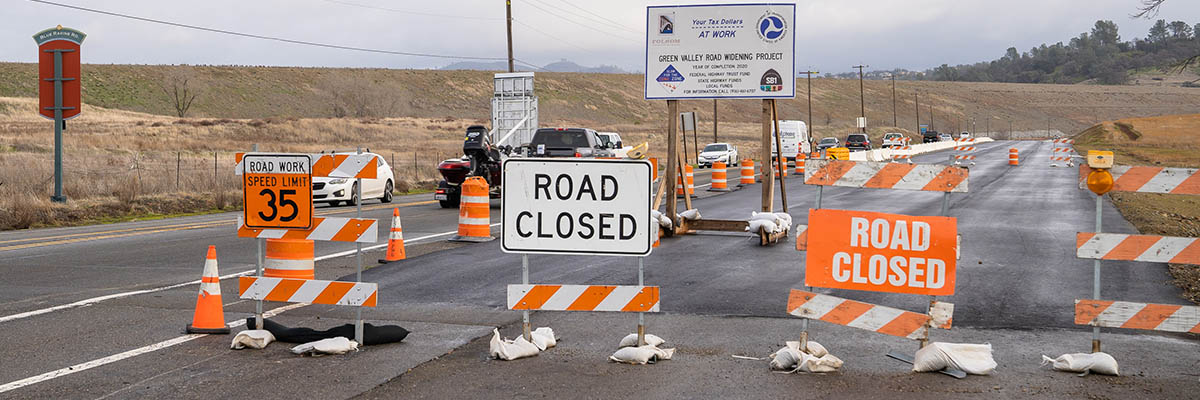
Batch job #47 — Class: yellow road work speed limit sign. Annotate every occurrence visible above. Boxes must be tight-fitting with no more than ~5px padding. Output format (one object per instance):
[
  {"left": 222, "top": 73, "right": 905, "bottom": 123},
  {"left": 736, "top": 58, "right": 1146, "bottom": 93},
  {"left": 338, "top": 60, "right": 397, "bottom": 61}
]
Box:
[{"left": 243, "top": 154, "right": 313, "bottom": 229}]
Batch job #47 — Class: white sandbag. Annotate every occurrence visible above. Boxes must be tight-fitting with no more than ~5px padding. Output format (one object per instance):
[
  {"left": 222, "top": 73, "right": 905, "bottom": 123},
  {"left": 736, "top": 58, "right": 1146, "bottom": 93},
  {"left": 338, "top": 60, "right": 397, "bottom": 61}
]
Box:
[
  {"left": 1041, "top": 352, "right": 1118, "bottom": 376},
  {"left": 749, "top": 211, "right": 781, "bottom": 224},
  {"left": 617, "top": 333, "right": 666, "bottom": 348},
  {"left": 652, "top": 210, "right": 673, "bottom": 229},
  {"left": 230, "top": 329, "right": 275, "bottom": 350},
  {"left": 747, "top": 219, "right": 779, "bottom": 234},
  {"left": 773, "top": 212, "right": 793, "bottom": 229},
  {"left": 609, "top": 345, "right": 676, "bottom": 365},
  {"left": 530, "top": 327, "right": 557, "bottom": 351},
  {"left": 769, "top": 341, "right": 842, "bottom": 373},
  {"left": 291, "top": 337, "right": 358, "bottom": 355},
  {"left": 679, "top": 209, "right": 701, "bottom": 220},
  {"left": 912, "top": 342, "right": 997, "bottom": 375},
  {"left": 489, "top": 328, "right": 541, "bottom": 361}
]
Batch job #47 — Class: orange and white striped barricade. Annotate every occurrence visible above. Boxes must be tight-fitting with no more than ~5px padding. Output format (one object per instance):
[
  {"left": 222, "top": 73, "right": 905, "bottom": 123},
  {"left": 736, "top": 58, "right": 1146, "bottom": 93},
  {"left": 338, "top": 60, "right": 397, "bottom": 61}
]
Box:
[
  {"left": 1008, "top": 148, "right": 1019, "bottom": 166},
  {"left": 709, "top": 161, "right": 732, "bottom": 192},
  {"left": 452, "top": 176, "right": 494, "bottom": 242},
  {"left": 954, "top": 155, "right": 976, "bottom": 161},
  {"left": 236, "top": 151, "right": 381, "bottom": 343},
  {"left": 1078, "top": 165, "right": 1200, "bottom": 195},
  {"left": 1074, "top": 159, "right": 1200, "bottom": 351},
  {"left": 239, "top": 277, "right": 377, "bottom": 307},
  {"left": 739, "top": 159, "right": 755, "bottom": 186},
  {"left": 795, "top": 159, "right": 967, "bottom": 361},
  {"left": 795, "top": 152, "right": 807, "bottom": 175},
  {"left": 952, "top": 146, "right": 977, "bottom": 165},
  {"left": 1049, "top": 139, "right": 1076, "bottom": 166},
  {"left": 509, "top": 285, "right": 659, "bottom": 312},
  {"left": 891, "top": 146, "right": 914, "bottom": 163}
]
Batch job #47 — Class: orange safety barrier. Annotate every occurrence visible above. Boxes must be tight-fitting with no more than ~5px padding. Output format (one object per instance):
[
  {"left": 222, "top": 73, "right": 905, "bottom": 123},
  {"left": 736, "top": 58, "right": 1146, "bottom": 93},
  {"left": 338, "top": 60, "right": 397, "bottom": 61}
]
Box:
[
  {"left": 382, "top": 208, "right": 405, "bottom": 262},
  {"left": 709, "top": 161, "right": 731, "bottom": 191},
  {"left": 187, "top": 245, "right": 230, "bottom": 334},
  {"left": 649, "top": 157, "right": 658, "bottom": 181},
  {"left": 677, "top": 164, "right": 695, "bottom": 196},
  {"left": 740, "top": 159, "right": 755, "bottom": 185},
  {"left": 795, "top": 153, "right": 807, "bottom": 175},
  {"left": 773, "top": 157, "right": 788, "bottom": 177},
  {"left": 452, "top": 176, "right": 494, "bottom": 242},
  {"left": 1009, "top": 148, "right": 1019, "bottom": 166},
  {"left": 265, "top": 238, "right": 315, "bottom": 280}
]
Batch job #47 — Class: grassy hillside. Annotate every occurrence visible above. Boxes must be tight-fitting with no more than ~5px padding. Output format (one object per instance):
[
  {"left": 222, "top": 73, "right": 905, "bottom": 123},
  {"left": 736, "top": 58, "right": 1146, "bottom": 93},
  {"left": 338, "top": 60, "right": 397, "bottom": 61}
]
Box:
[{"left": 5, "top": 62, "right": 1200, "bottom": 137}]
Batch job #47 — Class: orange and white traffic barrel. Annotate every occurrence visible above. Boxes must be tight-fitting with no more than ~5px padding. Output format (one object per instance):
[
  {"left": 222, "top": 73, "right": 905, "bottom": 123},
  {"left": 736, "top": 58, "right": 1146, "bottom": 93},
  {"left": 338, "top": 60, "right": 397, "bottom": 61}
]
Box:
[
  {"left": 452, "top": 176, "right": 494, "bottom": 242},
  {"left": 774, "top": 157, "right": 788, "bottom": 177},
  {"left": 265, "top": 238, "right": 315, "bottom": 280},
  {"left": 740, "top": 159, "right": 755, "bottom": 186},
  {"left": 709, "top": 161, "right": 731, "bottom": 192},
  {"left": 677, "top": 164, "right": 695, "bottom": 197},
  {"left": 795, "top": 153, "right": 806, "bottom": 175},
  {"left": 1009, "top": 148, "right": 1019, "bottom": 166}
]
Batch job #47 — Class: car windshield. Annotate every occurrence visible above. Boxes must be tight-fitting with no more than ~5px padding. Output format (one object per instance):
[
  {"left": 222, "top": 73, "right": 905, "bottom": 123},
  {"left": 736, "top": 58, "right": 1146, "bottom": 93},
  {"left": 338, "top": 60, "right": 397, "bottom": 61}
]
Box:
[
  {"left": 885, "top": 133, "right": 901, "bottom": 139},
  {"left": 703, "top": 144, "right": 727, "bottom": 152},
  {"left": 819, "top": 138, "right": 837, "bottom": 144},
  {"left": 532, "top": 129, "right": 589, "bottom": 148},
  {"left": 847, "top": 134, "right": 867, "bottom": 142},
  {"left": 596, "top": 135, "right": 612, "bottom": 146}
]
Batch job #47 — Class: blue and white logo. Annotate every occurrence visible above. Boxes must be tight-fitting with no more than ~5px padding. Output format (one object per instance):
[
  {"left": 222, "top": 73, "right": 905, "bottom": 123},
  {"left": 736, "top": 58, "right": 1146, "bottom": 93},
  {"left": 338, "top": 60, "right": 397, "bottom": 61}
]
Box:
[{"left": 756, "top": 12, "right": 787, "bottom": 43}]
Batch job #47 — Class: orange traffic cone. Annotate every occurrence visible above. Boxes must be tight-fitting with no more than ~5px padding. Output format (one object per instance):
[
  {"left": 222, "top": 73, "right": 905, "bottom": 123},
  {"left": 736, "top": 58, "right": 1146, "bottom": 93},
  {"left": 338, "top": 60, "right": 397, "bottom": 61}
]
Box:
[
  {"left": 186, "top": 245, "right": 229, "bottom": 334},
  {"left": 380, "top": 208, "right": 405, "bottom": 262}
]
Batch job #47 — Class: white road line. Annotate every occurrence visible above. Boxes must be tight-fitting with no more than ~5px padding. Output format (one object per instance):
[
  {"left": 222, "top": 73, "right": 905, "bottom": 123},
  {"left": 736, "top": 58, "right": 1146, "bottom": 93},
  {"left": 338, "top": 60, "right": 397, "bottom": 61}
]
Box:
[
  {"left": 0, "top": 222, "right": 503, "bottom": 394},
  {"left": 0, "top": 303, "right": 306, "bottom": 394},
  {"left": 0, "top": 223, "right": 500, "bottom": 324}
]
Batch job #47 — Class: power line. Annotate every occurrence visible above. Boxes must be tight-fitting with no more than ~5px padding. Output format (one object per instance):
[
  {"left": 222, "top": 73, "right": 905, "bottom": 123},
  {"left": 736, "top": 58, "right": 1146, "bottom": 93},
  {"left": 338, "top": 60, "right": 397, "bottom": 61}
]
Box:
[
  {"left": 518, "top": 0, "right": 639, "bottom": 41},
  {"left": 321, "top": 0, "right": 502, "bottom": 21},
  {"left": 29, "top": 0, "right": 508, "bottom": 61},
  {"left": 512, "top": 18, "right": 592, "bottom": 54},
  {"left": 552, "top": 0, "right": 642, "bottom": 35}
]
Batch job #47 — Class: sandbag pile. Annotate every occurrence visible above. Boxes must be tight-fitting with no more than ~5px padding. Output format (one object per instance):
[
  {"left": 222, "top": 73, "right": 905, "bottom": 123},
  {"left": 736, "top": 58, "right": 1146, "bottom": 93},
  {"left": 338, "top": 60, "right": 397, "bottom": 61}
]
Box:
[
  {"left": 912, "top": 342, "right": 997, "bottom": 375},
  {"left": 768, "top": 341, "right": 843, "bottom": 373},
  {"left": 651, "top": 210, "right": 673, "bottom": 230},
  {"left": 489, "top": 327, "right": 558, "bottom": 361},
  {"left": 1041, "top": 352, "right": 1118, "bottom": 376},
  {"left": 747, "top": 212, "right": 792, "bottom": 234},
  {"left": 678, "top": 209, "right": 702, "bottom": 221},
  {"left": 609, "top": 333, "right": 675, "bottom": 365}
]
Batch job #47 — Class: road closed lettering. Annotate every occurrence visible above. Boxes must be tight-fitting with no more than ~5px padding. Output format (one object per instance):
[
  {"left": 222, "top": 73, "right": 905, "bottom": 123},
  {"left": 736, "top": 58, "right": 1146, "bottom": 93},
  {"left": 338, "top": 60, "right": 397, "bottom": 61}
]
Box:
[
  {"left": 502, "top": 159, "right": 651, "bottom": 256},
  {"left": 805, "top": 209, "right": 957, "bottom": 296}
]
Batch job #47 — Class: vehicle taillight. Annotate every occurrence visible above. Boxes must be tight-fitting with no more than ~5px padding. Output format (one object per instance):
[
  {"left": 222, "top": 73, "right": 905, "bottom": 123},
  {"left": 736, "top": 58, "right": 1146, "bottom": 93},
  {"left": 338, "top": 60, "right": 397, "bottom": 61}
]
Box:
[
  {"left": 435, "top": 189, "right": 445, "bottom": 194},
  {"left": 574, "top": 152, "right": 581, "bottom": 158}
]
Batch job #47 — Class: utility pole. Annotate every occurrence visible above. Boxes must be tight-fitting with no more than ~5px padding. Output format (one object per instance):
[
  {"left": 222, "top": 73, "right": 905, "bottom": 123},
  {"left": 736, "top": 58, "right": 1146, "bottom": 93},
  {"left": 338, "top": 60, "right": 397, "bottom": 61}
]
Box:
[
  {"left": 506, "top": 0, "right": 514, "bottom": 72},
  {"left": 800, "top": 70, "right": 818, "bottom": 142},
  {"left": 929, "top": 104, "right": 934, "bottom": 131},
  {"left": 986, "top": 117, "right": 990, "bottom": 137},
  {"left": 914, "top": 92, "right": 920, "bottom": 133},
  {"left": 853, "top": 65, "right": 868, "bottom": 133},
  {"left": 890, "top": 73, "right": 897, "bottom": 127},
  {"left": 713, "top": 99, "right": 718, "bottom": 142}
]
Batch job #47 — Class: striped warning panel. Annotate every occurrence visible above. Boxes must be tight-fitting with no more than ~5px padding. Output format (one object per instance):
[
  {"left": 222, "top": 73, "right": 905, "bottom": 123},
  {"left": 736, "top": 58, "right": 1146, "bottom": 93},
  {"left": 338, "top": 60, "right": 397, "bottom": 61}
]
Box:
[
  {"left": 954, "top": 138, "right": 977, "bottom": 143},
  {"left": 1079, "top": 165, "right": 1200, "bottom": 195},
  {"left": 794, "top": 224, "right": 809, "bottom": 251},
  {"left": 237, "top": 216, "right": 378, "bottom": 243},
  {"left": 239, "top": 277, "right": 377, "bottom": 307},
  {"left": 1053, "top": 138, "right": 1075, "bottom": 144},
  {"left": 1052, "top": 147, "right": 1074, "bottom": 153},
  {"left": 1050, "top": 156, "right": 1073, "bottom": 161},
  {"left": 1075, "top": 299, "right": 1200, "bottom": 333},
  {"left": 508, "top": 284, "right": 659, "bottom": 312},
  {"left": 892, "top": 154, "right": 912, "bottom": 160},
  {"left": 1076, "top": 232, "right": 1200, "bottom": 265},
  {"left": 235, "top": 153, "right": 378, "bottom": 179},
  {"left": 954, "top": 146, "right": 976, "bottom": 152},
  {"left": 954, "top": 155, "right": 976, "bottom": 160},
  {"left": 786, "top": 290, "right": 953, "bottom": 339},
  {"left": 805, "top": 159, "right": 969, "bottom": 193}
]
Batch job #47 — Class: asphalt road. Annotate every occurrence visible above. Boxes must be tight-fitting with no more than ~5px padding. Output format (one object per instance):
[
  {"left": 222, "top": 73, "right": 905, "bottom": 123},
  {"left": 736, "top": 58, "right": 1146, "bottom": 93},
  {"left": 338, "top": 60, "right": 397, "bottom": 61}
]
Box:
[{"left": 1, "top": 141, "right": 1195, "bottom": 399}]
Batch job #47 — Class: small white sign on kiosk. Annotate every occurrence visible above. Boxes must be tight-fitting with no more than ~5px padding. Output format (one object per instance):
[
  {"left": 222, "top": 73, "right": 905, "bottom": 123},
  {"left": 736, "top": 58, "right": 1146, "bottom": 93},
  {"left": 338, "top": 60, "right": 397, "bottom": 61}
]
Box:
[{"left": 501, "top": 159, "right": 653, "bottom": 256}]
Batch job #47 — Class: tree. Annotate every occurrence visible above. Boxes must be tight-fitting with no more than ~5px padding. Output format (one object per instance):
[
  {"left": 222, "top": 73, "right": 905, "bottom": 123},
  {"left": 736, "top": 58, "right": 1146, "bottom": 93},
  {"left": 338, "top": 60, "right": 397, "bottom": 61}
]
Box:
[
  {"left": 1134, "top": 0, "right": 1166, "bottom": 18},
  {"left": 1092, "top": 20, "right": 1121, "bottom": 46},
  {"left": 1168, "top": 20, "right": 1193, "bottom": 39},
  {"left": 161, "top": 68, "right": 200, "bottom": 118},
  {"left": 1149, "top": 19, "right": 1169, "bottom": 42}
]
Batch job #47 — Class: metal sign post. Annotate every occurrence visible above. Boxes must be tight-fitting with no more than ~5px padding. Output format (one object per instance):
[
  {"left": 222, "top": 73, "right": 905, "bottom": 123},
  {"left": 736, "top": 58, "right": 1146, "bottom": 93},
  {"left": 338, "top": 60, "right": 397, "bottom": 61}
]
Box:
[
  {"left": 355, "top": 147, "right": 364, "bottom": 345},
  {"left": 34, "top": 26, "right": 85, "bottom": 203}
]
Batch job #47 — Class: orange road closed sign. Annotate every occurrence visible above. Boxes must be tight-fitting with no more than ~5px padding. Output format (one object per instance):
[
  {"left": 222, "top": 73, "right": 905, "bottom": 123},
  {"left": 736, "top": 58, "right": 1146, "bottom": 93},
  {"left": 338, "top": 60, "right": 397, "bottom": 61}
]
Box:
[
  {"left": 243, "top": 154, "right": 313, "bottom": 230},
  {"left": 805, "top": 209, "right": 957, "bottom": 296}
]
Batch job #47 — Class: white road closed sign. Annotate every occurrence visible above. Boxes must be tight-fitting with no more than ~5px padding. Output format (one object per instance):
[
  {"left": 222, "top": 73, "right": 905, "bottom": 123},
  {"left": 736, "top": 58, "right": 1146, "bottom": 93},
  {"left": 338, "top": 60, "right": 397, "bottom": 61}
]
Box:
[
  {"left": 501, "top": 159, "right": 652, "bottom": 256},
  {"left": 645, "top": 3, "right": 796, "bottom": 100}
]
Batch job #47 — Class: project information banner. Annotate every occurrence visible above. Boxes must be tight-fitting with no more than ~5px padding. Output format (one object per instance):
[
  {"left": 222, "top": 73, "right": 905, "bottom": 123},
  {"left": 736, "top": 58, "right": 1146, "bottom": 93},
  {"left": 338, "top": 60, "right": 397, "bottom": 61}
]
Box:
[{"left": 645, "top": 3, "right": 795, "bottom": 100}]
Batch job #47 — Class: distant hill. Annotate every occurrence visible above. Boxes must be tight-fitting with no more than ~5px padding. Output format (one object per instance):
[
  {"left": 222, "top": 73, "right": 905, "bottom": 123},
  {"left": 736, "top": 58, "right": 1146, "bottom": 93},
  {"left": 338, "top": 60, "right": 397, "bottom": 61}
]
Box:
[{"left": 441, "top": 59, "right": 626, "bottom": 74}]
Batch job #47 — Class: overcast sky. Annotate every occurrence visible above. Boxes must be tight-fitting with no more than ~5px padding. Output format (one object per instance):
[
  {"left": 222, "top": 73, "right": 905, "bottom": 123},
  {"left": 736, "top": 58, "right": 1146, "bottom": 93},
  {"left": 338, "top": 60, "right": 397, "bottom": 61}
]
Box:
[{"left": 5, "top": 0, "right": 1199, "bottom": 74}]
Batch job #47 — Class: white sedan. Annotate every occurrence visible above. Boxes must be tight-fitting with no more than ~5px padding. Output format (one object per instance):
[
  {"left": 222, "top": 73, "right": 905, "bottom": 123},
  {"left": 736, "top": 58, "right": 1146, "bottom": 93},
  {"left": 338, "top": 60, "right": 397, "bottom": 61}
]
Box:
[
  {"left": 312, "top": 152, "right": 395, "bottom": 206},
  {"left": 697, "top": 143, "right": 738, "bottom": 168}
]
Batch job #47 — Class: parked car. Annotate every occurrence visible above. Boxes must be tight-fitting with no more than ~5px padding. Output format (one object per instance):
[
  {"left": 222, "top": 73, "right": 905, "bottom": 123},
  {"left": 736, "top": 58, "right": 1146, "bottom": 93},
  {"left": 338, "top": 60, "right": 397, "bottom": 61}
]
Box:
[
  {"left": 922, "top": 130, "right": 939, "bottom": 143},
  {"left": 845, "top": 133, "right": 871, "bottom": 151},
  {"left": 526, "top": 127, "right": 615, "bottom": 158},
  {"left": 882, "top": 132, "right": 908, "bottom": 148},
  {"left": 697, "top": 143, "right": 738, "bottom": 168},
  {"left": 816, "top": 137, "right": 840, "bottom": 151},
  {"left": 959, "top": 131, "right": 971, "bottom": 139},
  {"left": 314, "top": 152, "right": 394, "bottom": 206},
  {"left": 596, "top": 132, "right": 623, "bottom": 149},
  {"left": 938, "top": 132, "right": 953, "bottom": 142}
]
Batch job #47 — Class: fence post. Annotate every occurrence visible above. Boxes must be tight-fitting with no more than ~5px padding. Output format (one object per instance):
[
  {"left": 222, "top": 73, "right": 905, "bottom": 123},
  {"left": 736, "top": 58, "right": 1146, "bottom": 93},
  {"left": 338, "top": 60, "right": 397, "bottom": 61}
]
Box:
[{"left": 176, "top": 152, "right": 181, "bottom": 190}]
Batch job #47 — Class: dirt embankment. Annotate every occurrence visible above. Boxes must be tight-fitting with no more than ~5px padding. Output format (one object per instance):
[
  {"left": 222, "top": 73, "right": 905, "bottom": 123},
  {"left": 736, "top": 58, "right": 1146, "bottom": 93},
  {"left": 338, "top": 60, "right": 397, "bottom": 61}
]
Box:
[{"left": 1075, "top": 114, "right": 1200, "bottom": 303}]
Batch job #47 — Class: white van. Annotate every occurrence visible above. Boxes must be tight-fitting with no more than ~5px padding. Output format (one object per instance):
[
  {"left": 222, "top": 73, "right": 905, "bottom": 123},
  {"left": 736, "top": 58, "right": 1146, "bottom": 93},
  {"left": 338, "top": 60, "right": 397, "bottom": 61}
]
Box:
[{"left": 770, "top": 120, "right": 811, "bottom": 160}]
